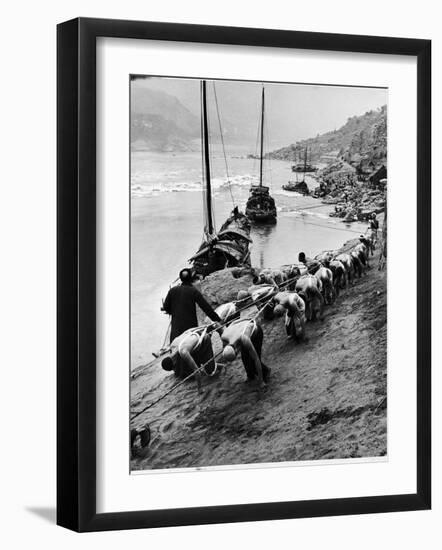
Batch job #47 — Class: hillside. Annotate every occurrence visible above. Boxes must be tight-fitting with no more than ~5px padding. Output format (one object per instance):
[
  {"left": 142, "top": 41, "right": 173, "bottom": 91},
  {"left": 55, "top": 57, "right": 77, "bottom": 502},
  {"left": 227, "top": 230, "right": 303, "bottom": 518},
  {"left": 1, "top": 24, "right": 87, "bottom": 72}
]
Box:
[
  {"left": 131, "top": 87, "right": 200, "bottom": 152},
  {"left": 131, "top": 113, "right": 200, "bottom": 152},
  {"left": 269, "top": 105, "right": 387, "bottom": 168}
]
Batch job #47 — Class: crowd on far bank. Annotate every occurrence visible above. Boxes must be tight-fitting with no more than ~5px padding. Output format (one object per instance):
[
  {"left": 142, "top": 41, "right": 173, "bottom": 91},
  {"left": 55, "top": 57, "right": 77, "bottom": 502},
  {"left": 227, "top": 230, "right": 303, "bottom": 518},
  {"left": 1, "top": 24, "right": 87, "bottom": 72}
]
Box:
[{"left": 312, "top": 161, "right": 387, "bottom": 224}]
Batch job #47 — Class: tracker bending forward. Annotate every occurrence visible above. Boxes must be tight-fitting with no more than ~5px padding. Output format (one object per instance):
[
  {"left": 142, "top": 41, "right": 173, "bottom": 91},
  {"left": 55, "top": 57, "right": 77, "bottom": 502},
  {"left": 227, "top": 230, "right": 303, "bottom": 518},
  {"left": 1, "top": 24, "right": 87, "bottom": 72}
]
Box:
[
  {"left": 272, "top": 291, "right": 307, "bottom": 342},
  {"left": 161, "top": 326, "right": 218, "bottom": 392},
  {"left": 221, "top": 318, "right": 270, "bottom": 388}
]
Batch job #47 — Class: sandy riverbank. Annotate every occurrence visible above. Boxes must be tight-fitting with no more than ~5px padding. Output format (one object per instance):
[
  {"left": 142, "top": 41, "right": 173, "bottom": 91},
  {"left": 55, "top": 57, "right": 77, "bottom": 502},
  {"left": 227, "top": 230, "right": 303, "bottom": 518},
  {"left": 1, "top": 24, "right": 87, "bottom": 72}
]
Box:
[{"left": 130, "top": 241, "right": 386, "bottom": 471}]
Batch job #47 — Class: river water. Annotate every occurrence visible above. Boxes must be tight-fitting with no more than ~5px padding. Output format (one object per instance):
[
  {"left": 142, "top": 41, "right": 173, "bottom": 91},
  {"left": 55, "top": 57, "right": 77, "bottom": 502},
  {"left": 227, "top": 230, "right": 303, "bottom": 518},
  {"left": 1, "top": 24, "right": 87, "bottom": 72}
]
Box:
[{"left": 131, "top": 150, "right": 367, "bottom": 369}]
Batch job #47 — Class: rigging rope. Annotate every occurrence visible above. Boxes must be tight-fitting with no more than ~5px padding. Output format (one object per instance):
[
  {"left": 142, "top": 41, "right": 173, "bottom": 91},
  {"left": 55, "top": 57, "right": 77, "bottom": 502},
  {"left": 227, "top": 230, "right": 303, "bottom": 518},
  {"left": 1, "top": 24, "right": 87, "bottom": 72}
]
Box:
[{"left": 213, "top": 82, "right": 235, "bottom": 208}]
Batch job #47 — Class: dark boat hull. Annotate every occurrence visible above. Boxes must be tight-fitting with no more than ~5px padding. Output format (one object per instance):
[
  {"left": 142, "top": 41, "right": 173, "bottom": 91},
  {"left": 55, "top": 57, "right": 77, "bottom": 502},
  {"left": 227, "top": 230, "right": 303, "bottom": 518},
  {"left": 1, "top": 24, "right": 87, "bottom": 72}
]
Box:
[
  {"left": 189, "top": 211, "right": 252, "bottom": 277},
  {"left": 191, "top": 248, "right": 249, "bottom": 277},
  {"left": 245, "top": 208, "right": 277, "bottom": 224},
  {"left": 282, "top": 181, "right": 310, "bottom": 195},
  {"left": 245, "top": 185, "right": 277, "bottom": 225},
  {"left": 291, "top": 165, "right": 317, "bottom": 173}
]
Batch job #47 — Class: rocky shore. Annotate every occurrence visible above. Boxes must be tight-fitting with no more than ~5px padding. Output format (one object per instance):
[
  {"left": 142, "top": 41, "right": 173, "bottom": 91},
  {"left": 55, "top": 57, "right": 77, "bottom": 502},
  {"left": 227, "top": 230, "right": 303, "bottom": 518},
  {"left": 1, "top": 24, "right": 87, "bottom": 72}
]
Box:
[{"left": 312, "top": 160, "right": 386, "bottom": 223}]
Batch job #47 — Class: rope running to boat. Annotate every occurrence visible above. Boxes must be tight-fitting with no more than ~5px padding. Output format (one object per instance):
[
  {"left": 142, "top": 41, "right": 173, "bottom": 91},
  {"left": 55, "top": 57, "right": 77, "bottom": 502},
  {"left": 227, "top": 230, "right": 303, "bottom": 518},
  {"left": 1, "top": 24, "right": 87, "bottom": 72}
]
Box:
[
  {"left": 130, "top": 292, "right": 278, "bottom": 421},
  {"left": 295, "top": 219, "right": 368, "bottom": 235},
  {"left": 132, "top": 271, "right": 302, "bottom": 374}
]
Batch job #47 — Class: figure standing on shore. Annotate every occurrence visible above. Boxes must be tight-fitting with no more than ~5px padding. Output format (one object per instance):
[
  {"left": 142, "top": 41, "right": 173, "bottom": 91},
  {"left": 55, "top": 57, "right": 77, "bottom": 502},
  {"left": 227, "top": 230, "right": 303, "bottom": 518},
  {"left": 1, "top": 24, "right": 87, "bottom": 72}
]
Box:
[
  {"left": 162, "top": 268, "right": 221, "bottom": 342},
  {"left": 369, "top": 213, "right": 379, "bottom": 250},
  {"left": 221, "top": 318, "right": 270, "bottom": 388}
]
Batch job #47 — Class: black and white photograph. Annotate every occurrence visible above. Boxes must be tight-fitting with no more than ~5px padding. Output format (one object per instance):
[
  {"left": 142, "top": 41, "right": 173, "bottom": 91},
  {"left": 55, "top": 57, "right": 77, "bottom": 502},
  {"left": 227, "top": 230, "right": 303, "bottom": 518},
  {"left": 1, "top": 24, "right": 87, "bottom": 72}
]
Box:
[
  {"left": 130, "top": 76, "right": 388, "bottom": 470},
  {"left": 0, "top": 0, "right": 435, "bottom": 541}
]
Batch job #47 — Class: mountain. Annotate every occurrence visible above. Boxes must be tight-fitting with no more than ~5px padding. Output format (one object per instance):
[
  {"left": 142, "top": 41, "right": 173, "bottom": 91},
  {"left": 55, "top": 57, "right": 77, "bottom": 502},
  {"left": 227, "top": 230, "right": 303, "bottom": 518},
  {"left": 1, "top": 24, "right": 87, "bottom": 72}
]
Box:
[
  {"left": 269, "top": 105, "right": 387, "bottom": 167},
  {"left": 130, "top": 81, "right": 289, "bottom": 152},
  {"left": 131, "top": 88, "right": 200, "bottom": 152}
]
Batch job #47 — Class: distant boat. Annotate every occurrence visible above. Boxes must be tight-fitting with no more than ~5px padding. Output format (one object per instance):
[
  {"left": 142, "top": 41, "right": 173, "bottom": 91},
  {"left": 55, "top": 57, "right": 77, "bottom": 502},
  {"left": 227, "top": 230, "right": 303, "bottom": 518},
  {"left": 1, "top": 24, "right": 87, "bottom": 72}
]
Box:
[
  {"left": 291, "top": 147, "right": 317, "bottom": 172},
  {"left": 291, "top": 163, "right": 317, "bottom": 173},
  {"left": 282, "top": 179, "right": 310, "bottom": 195},
  {"left": 245, "top": 87, "right": 277, "bottom": 224},
  {"left": 189, "top": 81, "right": 252, "bottom": 277},
  {"left": 283, "top": 147, "right": 311, "bottom": 195}
]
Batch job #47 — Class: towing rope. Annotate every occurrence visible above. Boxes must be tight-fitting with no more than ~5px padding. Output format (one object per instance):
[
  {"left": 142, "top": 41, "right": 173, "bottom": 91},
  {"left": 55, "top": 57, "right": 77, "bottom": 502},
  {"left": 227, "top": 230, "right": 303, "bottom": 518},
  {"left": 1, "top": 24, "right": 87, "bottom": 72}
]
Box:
[
  {"left": 130, "top": 293, "right": 278, "bottom": 422},
  {"left": 295, "top": 219, "right": 366, "bottom": 235},
  {"left": 133, "top": 271, "right": 302, "bottom": 374},
  {"left": 130, "top": 349, "right": 225, "bottom": 421}
]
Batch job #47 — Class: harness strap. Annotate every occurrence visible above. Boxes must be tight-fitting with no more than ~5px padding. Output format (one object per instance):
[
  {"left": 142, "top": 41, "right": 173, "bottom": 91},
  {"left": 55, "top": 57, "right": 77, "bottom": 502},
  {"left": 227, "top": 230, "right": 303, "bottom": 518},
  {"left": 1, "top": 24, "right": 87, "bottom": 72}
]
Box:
[
  {"left": 227, "top": 317, "right": 257, "bottom": 340},
  {"left": 178, "top": 327, "right": 207, "bottom": 355},
  {"left": 222, "top": 302, "right": 236, "bottom": 319},
  {"left": 241, "top": 319, "right": 257, "bottom": 338}
]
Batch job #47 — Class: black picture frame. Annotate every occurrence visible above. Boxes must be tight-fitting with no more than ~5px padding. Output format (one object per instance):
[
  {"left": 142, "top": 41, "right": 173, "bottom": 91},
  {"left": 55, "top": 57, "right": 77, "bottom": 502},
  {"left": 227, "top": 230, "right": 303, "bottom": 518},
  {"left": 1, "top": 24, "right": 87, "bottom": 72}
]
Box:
[{"left": 57, "top": 17, "right": 431, "bottom": 532}]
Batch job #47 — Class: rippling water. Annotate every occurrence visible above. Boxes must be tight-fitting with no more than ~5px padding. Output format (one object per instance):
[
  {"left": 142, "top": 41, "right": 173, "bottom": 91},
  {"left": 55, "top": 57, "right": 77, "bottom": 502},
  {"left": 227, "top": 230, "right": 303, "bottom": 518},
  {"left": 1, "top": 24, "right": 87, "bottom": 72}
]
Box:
[{"left": 131, "top": 151, "right": 367, "bottom": 369}]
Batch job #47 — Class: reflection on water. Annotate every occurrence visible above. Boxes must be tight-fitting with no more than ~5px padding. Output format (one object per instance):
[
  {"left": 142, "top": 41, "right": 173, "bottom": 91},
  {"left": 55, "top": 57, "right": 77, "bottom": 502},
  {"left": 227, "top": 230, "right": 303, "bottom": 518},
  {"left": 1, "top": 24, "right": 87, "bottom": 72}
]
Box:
[{"left": 251, "top": 224, "right": 274, "bottom": 269}]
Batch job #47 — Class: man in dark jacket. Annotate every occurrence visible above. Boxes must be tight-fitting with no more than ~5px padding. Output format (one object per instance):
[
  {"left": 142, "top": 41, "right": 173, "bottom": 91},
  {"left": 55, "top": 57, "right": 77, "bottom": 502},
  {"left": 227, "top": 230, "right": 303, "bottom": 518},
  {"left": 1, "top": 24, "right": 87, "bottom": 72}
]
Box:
[{"left": 162, "top": 268, "right": 221, "bottom": 342}]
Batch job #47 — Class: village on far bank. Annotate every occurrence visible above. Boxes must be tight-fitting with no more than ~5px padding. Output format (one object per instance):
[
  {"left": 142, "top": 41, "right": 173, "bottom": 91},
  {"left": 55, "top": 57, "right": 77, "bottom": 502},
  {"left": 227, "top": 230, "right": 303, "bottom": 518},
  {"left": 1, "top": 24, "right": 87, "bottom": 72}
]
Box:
[
  {"left": 312, "top": 156, "right": 386, "bottom": 223},
  {"left": 270, "top": 104, "right": 387, "bottom": 224}
]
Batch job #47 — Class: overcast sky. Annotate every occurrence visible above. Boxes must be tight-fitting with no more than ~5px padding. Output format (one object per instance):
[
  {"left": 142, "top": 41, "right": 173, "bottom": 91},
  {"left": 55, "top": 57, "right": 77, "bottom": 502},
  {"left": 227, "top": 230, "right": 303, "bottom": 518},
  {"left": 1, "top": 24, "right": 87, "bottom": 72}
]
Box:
[{"left": 132, "top": 76, "right": 387, "bottom": 149}]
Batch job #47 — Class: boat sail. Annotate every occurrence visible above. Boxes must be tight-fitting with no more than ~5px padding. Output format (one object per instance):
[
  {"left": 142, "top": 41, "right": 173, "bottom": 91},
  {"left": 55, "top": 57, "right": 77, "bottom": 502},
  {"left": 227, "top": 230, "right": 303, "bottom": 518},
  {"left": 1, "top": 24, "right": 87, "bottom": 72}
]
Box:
[
  {"left": 245, "top": 86, "right": 277, "bottom": 224},
  {"left": 283, "top": 146, "right": 311, "bottom": 195},
  {"left": 189, "top": 80, "right": 252, "bottom": 278}
]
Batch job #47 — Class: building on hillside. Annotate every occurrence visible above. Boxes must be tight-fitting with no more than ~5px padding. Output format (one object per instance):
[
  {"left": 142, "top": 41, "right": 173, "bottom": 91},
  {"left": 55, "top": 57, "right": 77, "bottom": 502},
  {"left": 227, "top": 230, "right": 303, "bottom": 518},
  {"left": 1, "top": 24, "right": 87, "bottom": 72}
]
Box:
[
  {"left": 368, "top": 165, "right": 387, "bottom": 188},
  {"left": 320, "top": 150, "right": 340, "bottom": 162}
]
